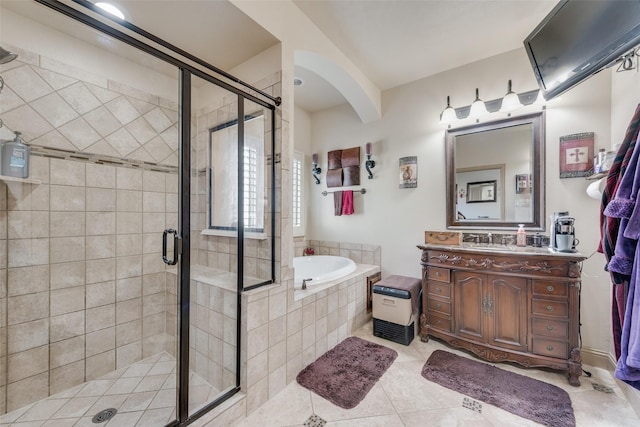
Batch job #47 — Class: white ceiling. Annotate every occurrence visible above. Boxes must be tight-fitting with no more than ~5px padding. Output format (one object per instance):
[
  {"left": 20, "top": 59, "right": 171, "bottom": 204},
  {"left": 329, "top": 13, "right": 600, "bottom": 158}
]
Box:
[{"left": 3, "top": 0, "right": 559, "bottom": 113}]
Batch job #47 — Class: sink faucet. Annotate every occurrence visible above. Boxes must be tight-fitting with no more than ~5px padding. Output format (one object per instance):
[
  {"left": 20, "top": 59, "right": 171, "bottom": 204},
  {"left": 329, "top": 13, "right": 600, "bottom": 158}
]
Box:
[
  {"left": 302, "top": 278, "right": 312, "bottom": 290},
  {"left": 487, "top": 233, "right": 493, "bottom": 245}
]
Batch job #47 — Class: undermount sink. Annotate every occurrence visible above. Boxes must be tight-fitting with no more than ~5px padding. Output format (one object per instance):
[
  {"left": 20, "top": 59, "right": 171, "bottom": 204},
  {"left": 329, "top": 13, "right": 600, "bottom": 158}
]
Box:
[{"left": 462, "top": 244, "right": 514, "bottom": 252}]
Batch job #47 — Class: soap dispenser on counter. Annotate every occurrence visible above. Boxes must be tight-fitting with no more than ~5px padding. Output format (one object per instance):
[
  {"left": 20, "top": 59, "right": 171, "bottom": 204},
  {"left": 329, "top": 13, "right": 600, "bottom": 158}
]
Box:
[
  {"left": 516, "top": 224, "right": 527, "bottom": 247},
  {"left": 1, "top": 131, "right": 30, "bottom": 178}
]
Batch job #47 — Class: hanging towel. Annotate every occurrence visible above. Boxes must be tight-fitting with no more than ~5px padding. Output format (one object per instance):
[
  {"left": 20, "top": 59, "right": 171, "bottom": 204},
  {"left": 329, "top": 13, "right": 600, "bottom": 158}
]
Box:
[
  {"left": 333, "top": 191, "right": 343, "bottom": 216},
  {"left": 342, "top": 190, "right": 354, "bottom": 215}
]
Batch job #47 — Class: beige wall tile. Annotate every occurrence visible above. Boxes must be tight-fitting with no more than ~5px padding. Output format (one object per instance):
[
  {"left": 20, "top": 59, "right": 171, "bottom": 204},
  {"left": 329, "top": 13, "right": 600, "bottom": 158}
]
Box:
[
  {"left": 142, "top": 293, "right": 164, "bottom": 318},
  {"left": 50, "top": 286, "right": 85, "bottom": 317},
  {"left": 87, "top": 188, "right": 116, "bottom": 211},
  {"left": 142, "top": 253, "right": 164, "bottom": 275},
  {"left": 116, "top": 168, "right": 142, "bottom": 191},
  {"left": 86, "top": 281, "right": 115, "bottom": 308},
  {"left": 29, "top": 156, "right": 50, "bottom": 184},
  {"left": 51, "top": 261, "right": 85, "bottom": 290},
  {"left": 86, "top": 258, "right": 115, "bottom": 284},
  {"left": 117, "top": 212, "right": 142, "bottom": 235},
  {"left": 86, "top": 327, "right": 115, "bottom": 357},
  {"left": 6, "top": 372, "right": 48, "bottom": 412},
  {"left": 116, "top": 319, "right": 141, "bottom": 347},
  {"left": 86, "top": 235, "right": 116, "bottom": 260},
  {"left": 143, "top": 170, "right": 165, "bottom": 192},
  {"left": 8, "top": 238, "right": 49, "bottom": 268},
  {"left": 86, "top": 212, "right": 116, "bottom": 236},
  {"left": 116, "top": 255, "right": 142, "bottom": 279},
  {"left": 7, "top": 345, "right": 48, "bottom": 383},
  {"left": 50, "top": 185, "right": 85, "bottom": 211},
  {"left": 142, "top": 213, "right": 165, "bottom": 233},
  {"left": 8, "top": 292, "right": 49, "bottom": 325},
  {"left": 143, "top": 312, "right": 164, "bottom": 338},
  {"left": 50, "top": 236, "right": 85, "bottom": 264},
  {"left": 142, "top": 192, "right": 165, "bottom": 212},
  {"left": 117, "top": 190, "right": 142, "bottom": 212},
  {"left": 142, "top": 272, "right": 165, "bottom": 295},
  {"left": 116, "top": 341, "right": 141, "bottom": 368},
  {"left": 116, "top": 276, "right": 141, "bottom": 302},
  {"left": 142, "top": 233, "right": 161, "bottom": 254},
  {"left": 86, "top": 304, "right": 115, "bottom": 333},
  {"left": 86, "top": 350, "right": 115, "bottom": 380},
  {"left": 50, "top": 360, "right": 85, "bottom": 396},
  {"left": 86, "top": 163, "right": 116, "bottom": 188},
  {"left": 50, "top": 211, "right": 85, "bottom": 237},
  {"left": 7, "top": 265, "right": 49, "bottom": 296},
  {"left": 50, "top": 159, "right": 85, "bottom": 186},
  {"left": 116, "top": 298, "right": 141, "bottom": 325},
  {"left": 117, "top": 234, "right": 142, "bottom": 257},
  {"left": 51, "top": 311, "right": 85, "bottom": 343},
  {"left": 50, "top": 335, "right": 85, "bottom": 369},
  {"left": 7, "top": 319, "right": 49, "bottom": 353}
]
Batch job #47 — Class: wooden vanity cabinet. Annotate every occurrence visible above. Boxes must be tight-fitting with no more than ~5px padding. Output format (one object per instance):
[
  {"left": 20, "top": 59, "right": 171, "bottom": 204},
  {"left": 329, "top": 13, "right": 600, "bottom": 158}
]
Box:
[{"left": 418, "top": 245, "right": 586, "bottom": 386}]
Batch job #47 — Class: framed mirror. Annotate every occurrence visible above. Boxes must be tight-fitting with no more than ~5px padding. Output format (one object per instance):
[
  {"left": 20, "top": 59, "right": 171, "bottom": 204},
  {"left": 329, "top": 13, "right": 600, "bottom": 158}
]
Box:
[{"left": 446, "top": 112, "right": 545, "bottom": 230}]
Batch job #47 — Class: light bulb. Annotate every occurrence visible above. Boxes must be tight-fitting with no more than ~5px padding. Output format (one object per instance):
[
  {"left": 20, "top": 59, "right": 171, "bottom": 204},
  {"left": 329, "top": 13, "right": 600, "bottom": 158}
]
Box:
[
  {"left": 469, "top": 88, "right": 488, "bottom": 118},
  {"left": 499, "top": 80, "right": 523, "bottom": 113},
  {"left": 440, "top": 96, "right": 457, "bottom": 125}
]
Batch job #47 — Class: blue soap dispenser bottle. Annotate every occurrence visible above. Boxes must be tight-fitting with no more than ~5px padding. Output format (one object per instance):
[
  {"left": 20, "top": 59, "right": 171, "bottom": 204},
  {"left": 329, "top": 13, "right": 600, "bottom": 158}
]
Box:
[{"left": 2, "top": 131, "right": 30, "bottom": 178}]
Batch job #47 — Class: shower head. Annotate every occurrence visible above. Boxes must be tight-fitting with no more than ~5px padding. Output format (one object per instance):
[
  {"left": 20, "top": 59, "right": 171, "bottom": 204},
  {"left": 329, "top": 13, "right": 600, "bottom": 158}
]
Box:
[{"left": 0, "top": 47, "right": 18, "bottom": 64}]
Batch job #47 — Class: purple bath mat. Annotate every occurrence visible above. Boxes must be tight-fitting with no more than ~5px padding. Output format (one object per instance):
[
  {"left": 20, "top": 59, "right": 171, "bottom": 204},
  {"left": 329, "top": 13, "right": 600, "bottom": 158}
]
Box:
[
  {"left": 296, "top": 336, "right": 397, "bottom": 409},
  {"left": 422, "top": 350, "right": 575, "bottom": 427}
]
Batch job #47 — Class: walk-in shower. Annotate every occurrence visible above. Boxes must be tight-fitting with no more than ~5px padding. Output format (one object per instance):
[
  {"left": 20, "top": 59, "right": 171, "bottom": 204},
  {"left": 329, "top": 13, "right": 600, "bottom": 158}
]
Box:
[{"left": 0, "top": 1, "right": 278, "bottom": 425}]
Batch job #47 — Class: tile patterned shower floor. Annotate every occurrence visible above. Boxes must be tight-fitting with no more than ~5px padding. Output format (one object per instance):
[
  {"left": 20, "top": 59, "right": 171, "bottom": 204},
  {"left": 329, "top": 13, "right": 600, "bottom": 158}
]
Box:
[
  {"left": 230, "top": 322, "right": 640, "bottom": 427},
  {"left": 0, "top": 352, "right": 219, "bottom": 426}
]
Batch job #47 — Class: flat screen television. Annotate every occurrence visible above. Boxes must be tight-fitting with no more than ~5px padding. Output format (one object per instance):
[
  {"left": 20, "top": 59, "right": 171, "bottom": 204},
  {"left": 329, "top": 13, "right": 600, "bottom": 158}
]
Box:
[{"left": 524, "top": 0, "right": 640, "bottom": 101}]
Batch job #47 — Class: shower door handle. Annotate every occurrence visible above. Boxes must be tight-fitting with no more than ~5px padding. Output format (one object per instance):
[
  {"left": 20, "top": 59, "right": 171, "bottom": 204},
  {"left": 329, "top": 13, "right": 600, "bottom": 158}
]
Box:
[{"left": 162, "top": 228, "right": 179, "bottom": 265}]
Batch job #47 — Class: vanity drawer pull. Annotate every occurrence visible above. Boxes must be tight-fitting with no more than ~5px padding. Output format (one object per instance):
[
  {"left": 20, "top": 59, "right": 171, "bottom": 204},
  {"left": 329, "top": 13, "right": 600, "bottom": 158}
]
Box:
[
  {"left": 532, "top": 299, "right": 568, "bottom": 317},
  {"left": 436, "top": 320, "right": 441, "bottom": 325},
  {"left": 436, "top": 303, "right": 441, "bottom": 308},
  {"left": 546, "top": 305, "right": 554, "bottom": 311},
  {"left": 547, "top": 325, "right": 554, "bottom": 331},
  {"left": 435, "top": 271, "right": 441, "bottom": 277},
  {"left": 547, "top": 345, "right": 554, "bottom": 351},
  {"left": 436, "top": 287, "right": 442, "bottom": 293},
  {"left": 546, "top": 285, "right": 554, "bottom": 292}
]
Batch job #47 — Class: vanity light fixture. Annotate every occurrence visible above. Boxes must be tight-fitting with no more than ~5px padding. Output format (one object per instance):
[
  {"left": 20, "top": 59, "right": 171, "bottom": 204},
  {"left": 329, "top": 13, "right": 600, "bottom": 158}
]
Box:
[
  {"left": 311, "top": 152, "right": 321, "bottom": 185},
  {"left": 499, "top": 80, "right": 523, "bottom": 113},
  {"left": 365, "top": 142, "right": 376, "bottom": 179},
  {"left": 439, "top": 96, "right": 457, "bottom": 125},
  {"left": 469, "top": 88, "right": 488, "bottom": 118}
]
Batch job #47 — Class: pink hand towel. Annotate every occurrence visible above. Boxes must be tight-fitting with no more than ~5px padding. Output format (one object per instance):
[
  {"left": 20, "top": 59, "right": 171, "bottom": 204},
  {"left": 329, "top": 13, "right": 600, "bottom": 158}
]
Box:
[{"left": 342, "top": 190, "right": 354, "bottom": 215}]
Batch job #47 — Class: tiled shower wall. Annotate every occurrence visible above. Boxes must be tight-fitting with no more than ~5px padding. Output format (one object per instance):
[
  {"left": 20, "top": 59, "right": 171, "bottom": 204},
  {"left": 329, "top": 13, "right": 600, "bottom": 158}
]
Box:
[{"left": 0, "top": 46, "right": 179, "bottom": 414}]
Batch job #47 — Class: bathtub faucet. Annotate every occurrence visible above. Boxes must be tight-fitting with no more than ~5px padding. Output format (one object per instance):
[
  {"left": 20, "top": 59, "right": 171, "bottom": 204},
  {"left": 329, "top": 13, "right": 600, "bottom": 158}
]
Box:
[{"left": 302, "top": 278, "right": 313, "bottom": 290}]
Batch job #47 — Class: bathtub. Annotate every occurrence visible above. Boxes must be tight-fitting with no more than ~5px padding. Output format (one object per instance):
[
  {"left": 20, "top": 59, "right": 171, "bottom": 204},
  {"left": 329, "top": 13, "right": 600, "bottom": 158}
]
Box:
[{"left": 293, "top": 255, "right": 357, "bottom": 288}]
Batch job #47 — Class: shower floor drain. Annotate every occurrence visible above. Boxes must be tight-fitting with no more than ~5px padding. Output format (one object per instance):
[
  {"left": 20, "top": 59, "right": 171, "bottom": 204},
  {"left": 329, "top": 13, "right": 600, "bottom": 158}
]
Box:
[{"left": 92, "top": 408, "right": 117, "bottom": 423}]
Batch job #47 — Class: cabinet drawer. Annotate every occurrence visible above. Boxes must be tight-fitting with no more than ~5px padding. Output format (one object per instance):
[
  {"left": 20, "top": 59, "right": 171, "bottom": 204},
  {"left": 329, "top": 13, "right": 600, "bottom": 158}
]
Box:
[
  {"left": 428, "top": 298, "right": 451, "bottom": 315},
  {"left": 532, "top": 318, "right": 569, "bottom": 339},
  {"left": 428, "top": 267, "right": 450, "bottom": 283},
  {"left": 532, "top": 338, "right": 568, "bottom": 359},
  {"left": 428, "top": 313, "right": 452, "bottom": 332},
  {"left": 427, "top": 281, "right": 451, "bottom": 298},
  {"left": 532, "top": 299, "right": 568, "bottom": 318},
  {"left": 533, "top": 281, "right": 568, "bottom": 297}
]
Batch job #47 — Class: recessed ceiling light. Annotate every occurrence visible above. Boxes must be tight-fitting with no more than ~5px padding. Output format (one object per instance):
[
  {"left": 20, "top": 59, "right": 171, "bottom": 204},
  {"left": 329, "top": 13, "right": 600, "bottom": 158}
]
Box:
[
  {"left": 95, "top": 2, "right": 125, "bottom": 20},
  {"left": 293, "top": 77, "right": 304, "bottom": 87}
]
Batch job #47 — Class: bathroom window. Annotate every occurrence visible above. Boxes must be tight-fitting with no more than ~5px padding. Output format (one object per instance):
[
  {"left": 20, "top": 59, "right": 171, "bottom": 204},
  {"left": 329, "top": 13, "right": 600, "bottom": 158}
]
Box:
[
  {"left": 293, "top": 151, "right": 304, "bottom": 236},
  {"left": 209, "top": 113, "right": 265, "bottom": 235}
]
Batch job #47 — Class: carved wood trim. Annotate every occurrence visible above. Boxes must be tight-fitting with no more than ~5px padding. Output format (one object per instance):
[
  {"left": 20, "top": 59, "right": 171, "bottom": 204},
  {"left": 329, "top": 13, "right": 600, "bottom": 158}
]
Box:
[{"left": 429, "top": 253, "right": 564, "bottom": 274}]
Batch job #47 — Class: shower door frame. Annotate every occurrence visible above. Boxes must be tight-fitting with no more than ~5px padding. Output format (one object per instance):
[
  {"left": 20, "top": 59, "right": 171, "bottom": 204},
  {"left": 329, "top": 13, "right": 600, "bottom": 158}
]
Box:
[{"left": 34, "top": 1, "right": 279, "bottom": 425}]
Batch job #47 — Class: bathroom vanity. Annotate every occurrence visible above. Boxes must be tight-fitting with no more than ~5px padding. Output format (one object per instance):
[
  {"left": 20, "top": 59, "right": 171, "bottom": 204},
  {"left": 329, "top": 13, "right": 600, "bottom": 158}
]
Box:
[{"left": 417, "top": 243, "right": 587, "bottom": 386}]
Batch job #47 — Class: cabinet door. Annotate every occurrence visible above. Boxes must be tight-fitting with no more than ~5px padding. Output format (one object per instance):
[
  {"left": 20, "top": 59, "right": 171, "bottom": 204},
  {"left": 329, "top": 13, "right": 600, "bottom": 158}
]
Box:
[
  {"left": 454, "top": 271, "right": 485, "bottom": 341},
  {"left": 488, "top": 275, "right": 528, "bottom": 351}
]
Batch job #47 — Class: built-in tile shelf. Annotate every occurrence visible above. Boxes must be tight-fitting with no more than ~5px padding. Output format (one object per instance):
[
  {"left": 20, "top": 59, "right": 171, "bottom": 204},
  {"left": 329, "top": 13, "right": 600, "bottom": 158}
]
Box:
[{"left": 0, "top": 175, "right": 42, "bottom": 184}]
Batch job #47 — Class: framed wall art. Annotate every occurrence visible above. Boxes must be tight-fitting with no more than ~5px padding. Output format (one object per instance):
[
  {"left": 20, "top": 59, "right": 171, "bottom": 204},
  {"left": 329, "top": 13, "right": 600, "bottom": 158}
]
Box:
[
  {"left": 399, "top": 156, "right": 417, "bottom": 189},
  {"left": 559, "top": 132, "right": 594, "bottom": 178}
]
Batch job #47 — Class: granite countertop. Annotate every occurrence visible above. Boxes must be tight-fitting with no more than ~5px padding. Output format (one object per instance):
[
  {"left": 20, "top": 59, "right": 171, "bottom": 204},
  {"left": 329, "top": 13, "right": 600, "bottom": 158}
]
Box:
[{"left": 418, "top": 243, "right": 587, "bottom": 261}]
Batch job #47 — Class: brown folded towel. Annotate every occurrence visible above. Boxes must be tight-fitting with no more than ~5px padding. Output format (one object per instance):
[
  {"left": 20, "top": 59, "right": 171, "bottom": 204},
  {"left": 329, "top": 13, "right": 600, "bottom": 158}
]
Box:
[
  {"left": 341, "top": 147, "right": 361, "bottom": 167},
  {"left": 342, "top": 166, "right": 360, "bottom": 186},
  {"left": 328, "top": 150, "right": 342, "bottom": 169},
  {"left": 334, "top": 191, "right": 343, "bottom": 216},
  {"left": 326, "top": 168, "right": 343, "bottom": 187}
]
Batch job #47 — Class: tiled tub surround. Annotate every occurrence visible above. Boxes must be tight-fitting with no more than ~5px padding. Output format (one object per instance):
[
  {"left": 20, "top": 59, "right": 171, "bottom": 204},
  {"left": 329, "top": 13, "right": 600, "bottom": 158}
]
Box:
[{"left": 294, "top": 240, "right": 381, "bottom": 265}]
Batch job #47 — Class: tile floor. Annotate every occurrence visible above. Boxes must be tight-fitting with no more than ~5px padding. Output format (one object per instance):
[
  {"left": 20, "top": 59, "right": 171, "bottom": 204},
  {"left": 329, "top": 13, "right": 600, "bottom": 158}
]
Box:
[
  {"left": 232, "top": 322, "right": 640, "bottom": 427},
  {"left": 0, "top": 352, "right": 220, "bottom": 426}
]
